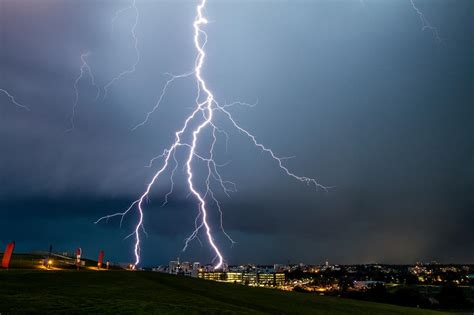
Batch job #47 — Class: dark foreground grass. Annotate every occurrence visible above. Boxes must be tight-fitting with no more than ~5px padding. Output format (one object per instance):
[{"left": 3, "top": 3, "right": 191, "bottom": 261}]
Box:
[{"left": 0, "top": 270, "right": 445, "bottom": 314}]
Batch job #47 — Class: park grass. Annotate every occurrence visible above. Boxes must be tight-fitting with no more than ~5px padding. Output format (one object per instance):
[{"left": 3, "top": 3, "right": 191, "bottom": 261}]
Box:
[{"left": 0, "top": 270, "right": 446, "bottom": 314}]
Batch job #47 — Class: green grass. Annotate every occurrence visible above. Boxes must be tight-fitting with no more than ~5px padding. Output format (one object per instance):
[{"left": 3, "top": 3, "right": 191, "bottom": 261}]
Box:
[{"left": 0, "top": 270, "right": 446, "bottom": 314}]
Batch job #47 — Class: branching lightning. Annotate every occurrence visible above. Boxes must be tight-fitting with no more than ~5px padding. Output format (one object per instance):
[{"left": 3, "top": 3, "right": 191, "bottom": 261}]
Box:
[
  {"left": 0, "top": 0, "right": 443, "bottom": 268},
  {"left": 409, "top": 0, "right": 442, "bottom": 43},
  {"left": 2, "top": 1, "right": 445, "bottom": 269},
  {"left": 103, "top": 0, "right": 140, "bottom": 99},
  {"left": 66, "top": 1, "right": 140, "bottom": 131},
  {"left": 0, "top": 89, "right": 29, "bottom": 111},
  {"left": 66, "top": 52, "right": 100, "bottom": 132},
  {"left": 132, "top": 71, "right": 194, "bottom": 131},
  {"left": 95, "top": 0, "right": 327, "bottom": 269}
]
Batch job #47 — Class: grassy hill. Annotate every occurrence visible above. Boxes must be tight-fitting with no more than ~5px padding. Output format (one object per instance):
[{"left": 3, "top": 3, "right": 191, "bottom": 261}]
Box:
[
  {"left": 0, "top": 270, "right": 445, "bottom": 314},
  {"left": 2, "top": 252, "right": 124, "bottom": 270}
]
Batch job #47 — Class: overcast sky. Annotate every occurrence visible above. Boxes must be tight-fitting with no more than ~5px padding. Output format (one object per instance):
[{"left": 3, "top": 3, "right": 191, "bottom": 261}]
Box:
[{"left": 0, "top": 0, "right": 472, "bottom": 266}]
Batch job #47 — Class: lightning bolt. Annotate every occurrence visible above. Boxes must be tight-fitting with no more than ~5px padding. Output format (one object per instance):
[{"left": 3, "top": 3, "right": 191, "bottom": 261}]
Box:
[
  {"left": 409, "top": 0, "right": 442, "bottom": 43},
  {"left": 66, "top": 1, "right": 141, "bottom": 130},
  {"left": 96, "top": 0, "right": 327, "bottom": 269},
  {"left": 103, "top": 0, "right": 140, "bottom": 100},
  {"left": 66, "top": 52, "right": 100, "bottom": 132},
  {"left": 0, "top": 0, "right": 444, "bottom": 269},
  {"left": 0, "top": 89, "right": 29, "bottom": 111},
  {"left": 132, "top": 71, "right": 194, "bottom": 131}
]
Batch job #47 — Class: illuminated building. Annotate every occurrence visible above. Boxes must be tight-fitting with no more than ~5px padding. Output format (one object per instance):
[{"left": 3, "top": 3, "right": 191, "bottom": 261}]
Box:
[
  {"left": 198, "top": 271, "right": 286, "bottom": 287},
  {"left": 243, "top": 273, "right": 258, "bottom": 286},
  {"left": 169, "top": 261, "right": 179, "bottom": 274},
  {"left": 227, "top": 272, "right": 243, "bottom": 283},
  {"left": 257, "top": 273, "right": 275, "bottom": 286},
  {"left": 275, "top": 273, "right": 286, "bottom": 286},
  {"left": 181, "top": 261, "right": 191, "bottom": 275},
  {"left": 199, "top": 272, "right": 226, "bottom": 281}
]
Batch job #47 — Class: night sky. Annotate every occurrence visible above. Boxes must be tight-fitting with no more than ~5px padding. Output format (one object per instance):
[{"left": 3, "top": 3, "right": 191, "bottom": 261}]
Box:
[{"left": 0, "top": 0, "right": 473, "bottom": 266}]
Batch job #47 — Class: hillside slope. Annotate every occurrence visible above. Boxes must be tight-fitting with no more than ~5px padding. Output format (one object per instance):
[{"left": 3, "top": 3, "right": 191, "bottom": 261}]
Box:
[{"left": 0, "top": 270, "right": 444, "bottom": 314}]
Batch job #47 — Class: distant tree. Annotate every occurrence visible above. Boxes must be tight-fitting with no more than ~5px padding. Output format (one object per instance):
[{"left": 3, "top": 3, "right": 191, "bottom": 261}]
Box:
[
  {"left": 391, "top": 287, "right": 426, "bottom": 308},
  {"left": 338, "top": 277, "right": 353, "bottom": 293},
  {"left": 287, "top": 269, "right": 305, "bottom": 280},
  {"left": 436, "top": 284, "right": 469, "bottom": 309},
  {"left": 366, "top": 283, "right": 388, "bottom": 303},
  {"left": 468, "top": 277, "right": 474, "bottom": 286},
  {"left": 402, "top": 273, "right": 419, "bottom": 285}
]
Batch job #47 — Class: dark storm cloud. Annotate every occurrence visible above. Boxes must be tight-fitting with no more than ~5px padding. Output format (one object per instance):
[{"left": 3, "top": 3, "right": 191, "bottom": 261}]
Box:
[{"left": 1, "top": 0, "right": 473, "bottom": 265}]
